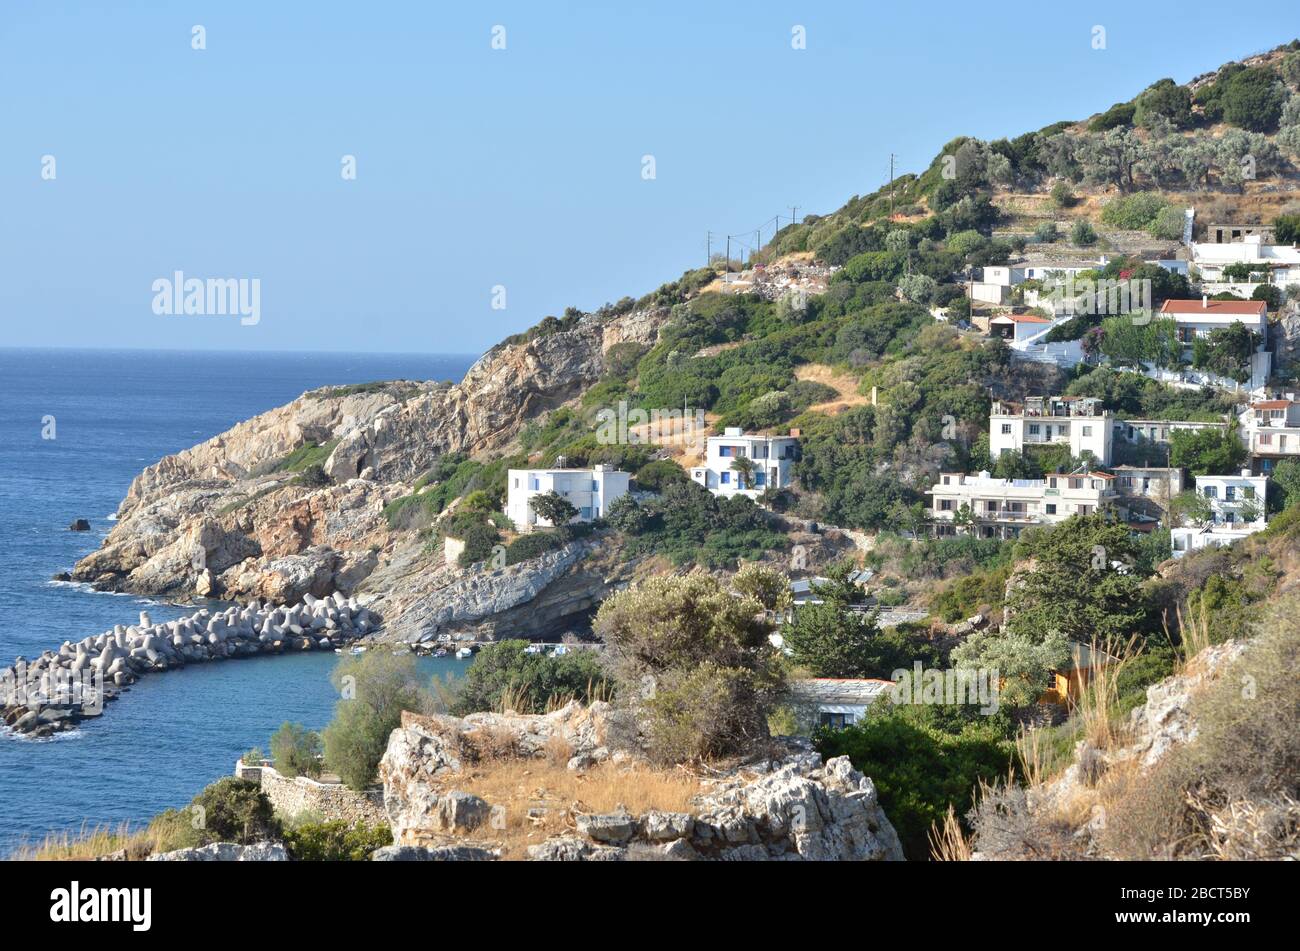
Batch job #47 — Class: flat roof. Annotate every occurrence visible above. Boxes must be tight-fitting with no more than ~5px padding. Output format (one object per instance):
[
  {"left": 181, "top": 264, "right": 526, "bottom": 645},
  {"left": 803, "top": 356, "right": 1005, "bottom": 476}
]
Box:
[{"left": 1159, "top": 299, "right": 1266, "bottom": 316}]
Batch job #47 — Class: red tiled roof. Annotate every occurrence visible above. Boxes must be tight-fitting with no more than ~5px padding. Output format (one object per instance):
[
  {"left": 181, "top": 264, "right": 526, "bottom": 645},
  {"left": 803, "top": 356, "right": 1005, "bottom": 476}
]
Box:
[
  {"left": 1159, "top": 299, "right": 1266, "bottom": 316},
  {"left": 1252, "top": 400, "right": 1293, "bottom": 409},
  {"left": 993, "top": 313, "right": 1052, "bottom": 324}
]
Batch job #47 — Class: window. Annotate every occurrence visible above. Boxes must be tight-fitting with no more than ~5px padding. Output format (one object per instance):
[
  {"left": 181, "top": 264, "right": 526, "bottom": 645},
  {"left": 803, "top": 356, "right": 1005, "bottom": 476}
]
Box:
[
  {"left": 1203, "top": 486, "right": 1218, "bottom": 499},
  {"left": 592, "top": 480, "right": 599, "bottom": 491},
  {"left": 1028, "top": 424, "right": 1040, "bottom": 435},
  {"left": 818, "top": 712, "right": 850, "bottom": 730},
  {"left": 529, "top": 476, "right": 539, "bottom": 490},
  {"left": 718, "top": 446, "right": 732, "bottom": 457},
  {"left": 1244, "top": 486, "right": 1256, "bottom": 500},
  {"left": 1260, "top": 433, "right": 1273, "bottom": 445},
  {"left": 1082, "top": 425, "right": 1092, "bottom": 437},
  {"left": 1045, "top": 503, "right": 1057, "bottom": 515},
  {"left": 1225, "top": 486, "right": 1236, "bottom": 501},
  {"left": 720, "top": 471, "right": 730, "bottom": 484},
  {"left": 754, "top": 471, "right": 766, "bottom": 486},
  {"left": 579, "top": 507, "right": 592, "bottom": 519},
  {"left": 1001, "top": 424, "right": 1012, "bottom": 434},
  {"left": 939, "top": 499, "right": 954, "bottom": 511},
  {"left": 513, "top": 478, "right": 519, "bottom": 489}
]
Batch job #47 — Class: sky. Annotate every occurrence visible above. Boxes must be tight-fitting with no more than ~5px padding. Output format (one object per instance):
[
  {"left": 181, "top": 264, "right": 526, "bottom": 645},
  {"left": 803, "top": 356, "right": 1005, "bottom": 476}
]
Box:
[{"left": 1, "top": 1, "right": 1296, "bottom": 356}]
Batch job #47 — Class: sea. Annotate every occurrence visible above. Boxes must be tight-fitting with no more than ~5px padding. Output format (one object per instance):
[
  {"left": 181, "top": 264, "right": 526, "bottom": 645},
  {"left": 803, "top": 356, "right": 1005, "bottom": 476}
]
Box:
[{"left": 0, "top": 348, "right": 478, "bottom": 853}]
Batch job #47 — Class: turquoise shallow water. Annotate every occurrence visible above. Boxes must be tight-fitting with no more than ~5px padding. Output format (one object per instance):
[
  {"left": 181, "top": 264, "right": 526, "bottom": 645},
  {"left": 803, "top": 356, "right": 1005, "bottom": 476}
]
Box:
[{"left": 0, "top": 348, "right": 476, "bottom": 852}]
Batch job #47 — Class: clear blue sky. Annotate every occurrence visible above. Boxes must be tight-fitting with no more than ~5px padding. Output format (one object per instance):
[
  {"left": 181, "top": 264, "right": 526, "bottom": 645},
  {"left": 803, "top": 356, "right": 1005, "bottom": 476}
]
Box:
[{"left": 1, "top": 2, "right": 1294, "bottom": 355}]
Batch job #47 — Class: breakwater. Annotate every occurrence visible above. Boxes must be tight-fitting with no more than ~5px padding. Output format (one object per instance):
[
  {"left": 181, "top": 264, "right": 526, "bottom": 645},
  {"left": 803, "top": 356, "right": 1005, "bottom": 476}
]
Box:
[{"left": 1, "top": 594, "right": 379, "bottom": 738}]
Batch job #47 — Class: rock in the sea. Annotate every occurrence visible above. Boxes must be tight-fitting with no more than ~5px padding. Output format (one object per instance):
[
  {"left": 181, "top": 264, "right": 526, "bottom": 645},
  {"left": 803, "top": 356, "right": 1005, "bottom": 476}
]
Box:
[
  {"left": 147, "top": 841, "right": 289, "bottom": 861},
  {"left": 68, "top": 519, "right": 90, "bottom": 532}
]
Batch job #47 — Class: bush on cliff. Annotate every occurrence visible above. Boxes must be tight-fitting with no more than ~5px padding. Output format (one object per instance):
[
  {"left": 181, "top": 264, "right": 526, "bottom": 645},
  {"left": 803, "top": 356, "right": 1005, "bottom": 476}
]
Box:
[
  {"left": 270, "top": 722, "right": 323, "bottom": 779},
  {"left": 449, "top": 639, "right": 611, "bottom": 715},
  {"left": 504, "top": 530, "right": 565, "bottom": 565},
  {"left": 322, "top": 652, "right": 430, "bottom": 791},
  {"left": 282, "top": 819, "right": 392, "bottom": 861},
  {"left": 149, "top": 777, "right": 281, "bottom": 850},
  {"left": 594, "top": 573, "right": 784, "bottom": 764}
]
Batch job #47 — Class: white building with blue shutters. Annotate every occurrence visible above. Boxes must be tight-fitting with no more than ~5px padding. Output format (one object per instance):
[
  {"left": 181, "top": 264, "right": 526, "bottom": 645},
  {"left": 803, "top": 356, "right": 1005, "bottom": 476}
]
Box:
[
  {"left": 505, "top": 464, "right": 630, "bottom": 533},
  {"left": 690, "top": 428, "right": 800, "bottom": 498}
]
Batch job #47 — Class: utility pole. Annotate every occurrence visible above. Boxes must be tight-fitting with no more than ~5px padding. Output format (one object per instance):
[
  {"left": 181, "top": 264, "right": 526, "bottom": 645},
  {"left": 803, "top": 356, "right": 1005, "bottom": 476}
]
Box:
[
  {"left": 789, "top": 205, "right": 799, "bottom": 227},
  {"left": 888, "top": 154, "right": 896, "bottom": 217},
  {"left": 725, "top": 234, "right": 730, "bottom": 275},
  {"left": 707, "top": 231, "right": 712, "bottom": 269}
]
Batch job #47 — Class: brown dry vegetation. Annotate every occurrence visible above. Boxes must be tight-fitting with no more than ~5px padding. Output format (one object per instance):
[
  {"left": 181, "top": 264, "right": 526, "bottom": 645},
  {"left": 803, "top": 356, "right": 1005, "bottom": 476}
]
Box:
[
  {"left": 426, "top": 753, "right": 707, "bottom": 859},
  {"left": 795, "top": 363, "right": 871, "bottom": 416}
]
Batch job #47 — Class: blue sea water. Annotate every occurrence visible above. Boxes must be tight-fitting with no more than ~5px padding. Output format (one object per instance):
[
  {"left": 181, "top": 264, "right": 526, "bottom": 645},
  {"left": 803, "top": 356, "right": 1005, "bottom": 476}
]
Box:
[{"left": 0, "top": 348, "right": 478, "bottom": 852}]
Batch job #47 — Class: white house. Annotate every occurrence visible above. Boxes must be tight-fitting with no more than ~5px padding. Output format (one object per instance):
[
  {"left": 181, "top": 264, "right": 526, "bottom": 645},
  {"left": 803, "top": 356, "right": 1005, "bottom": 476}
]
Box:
[
  {"left": 1170, "top": 470, "right": 1269, "bottom": 557},
  {"left": 1111, "top": 417, "right": 1229, "bottom": 461},
  {"left": 786, "top": 678, "right": 895, "bottom": 733},
  {"left": 690, "top": 428, "right": 799, "bottom": 498},
  {"left": 1158, "top": 297, "right": 1268, "bottom": 342},
  {"left": 987, "top": 313, "right": 1085, "bottom": 368},
  {"left": 930, "top": 470, "right": 1117, "bottom": 540},
  {"left": 990, "top": 396, "right": 1114, "bottom": 465},
  {"left": 1110, "top": 465, "right": 1185, "bottom": 522},
  {"left": 1190, "top": 236, "right": 1300, "bottom": 286},
  {"left": 1157, "top": 298, "right": 1271, "bottom": 390},
  {"left": 1239, "top": 397, "right": 1300, "bottom": 474},
  {"left": 505, "top": 464, "right": 630, "bottom": 533}
]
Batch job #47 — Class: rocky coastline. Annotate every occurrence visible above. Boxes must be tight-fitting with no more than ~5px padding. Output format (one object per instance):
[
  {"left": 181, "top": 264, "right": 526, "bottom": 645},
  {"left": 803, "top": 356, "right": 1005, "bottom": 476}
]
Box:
[{"left": 0, "top": 594, "right": 379, "bottom": 738}]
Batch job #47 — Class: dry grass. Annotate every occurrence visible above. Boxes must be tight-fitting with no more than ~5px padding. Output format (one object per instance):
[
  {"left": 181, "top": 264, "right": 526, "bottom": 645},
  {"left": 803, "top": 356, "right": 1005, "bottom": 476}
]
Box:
[
  {"left": 1077, "top": 636, "right": 1139, "bottom": 751},
  {"left": 11, "top": 821, "right": 159, "bottom": 861},
  {"left": 427, "top": 758, "right": 705, "bottom": 859},
  {"left": 795, "top": 364, "right": 870, "bottom": 416},
  {"left": 928, "top": 804, "right": 973, "bottom": 861}
]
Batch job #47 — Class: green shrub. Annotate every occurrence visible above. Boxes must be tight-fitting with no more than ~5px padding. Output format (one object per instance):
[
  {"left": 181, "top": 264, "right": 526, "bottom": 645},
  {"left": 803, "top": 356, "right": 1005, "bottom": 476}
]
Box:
[
  {"left": 283, "top": 820, "right": 392, "bottom": 861},
  {"left": 322, "top": 652, "right": 430, "bottom": 791},
  {"left": 147, "top": 777, "right": 281, "bottom": 851},
  {"left": 504, "top": 530, "right": 565, "bottom": 565},
  {"left": 450, "top": 639, "right": 610, "bottom": 715},
  {"left": 270, "top": 722, "right": 323, "bottom": 778},
  {"left": 816, "top": 707, "right": 1016, "bottom": 860}
]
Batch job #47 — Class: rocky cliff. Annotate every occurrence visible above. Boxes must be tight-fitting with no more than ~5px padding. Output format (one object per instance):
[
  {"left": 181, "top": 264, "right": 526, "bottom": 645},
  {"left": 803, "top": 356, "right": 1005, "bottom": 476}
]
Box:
[{"left": 69, "top": 306, "right": 670, "bottom": 636}]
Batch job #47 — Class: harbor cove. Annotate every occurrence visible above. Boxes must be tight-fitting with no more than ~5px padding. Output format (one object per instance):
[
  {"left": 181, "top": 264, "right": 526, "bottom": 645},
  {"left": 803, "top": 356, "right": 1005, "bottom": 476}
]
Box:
[{"left": 0, "top": 349, "right": 475, "bottom": 852}]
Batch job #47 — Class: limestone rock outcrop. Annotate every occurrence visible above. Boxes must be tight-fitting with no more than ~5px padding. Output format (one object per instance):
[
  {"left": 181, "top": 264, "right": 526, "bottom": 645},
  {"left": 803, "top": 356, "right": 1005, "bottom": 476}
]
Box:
[{"left": 68, "top": 306, "right": 670, "bottom": 637}]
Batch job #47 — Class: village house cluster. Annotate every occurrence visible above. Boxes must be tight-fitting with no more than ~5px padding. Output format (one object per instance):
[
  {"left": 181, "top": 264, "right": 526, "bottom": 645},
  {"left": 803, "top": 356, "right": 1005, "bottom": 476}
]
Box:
[{"left": 929, "top": 391, "right": 1291, "bottom": 556}]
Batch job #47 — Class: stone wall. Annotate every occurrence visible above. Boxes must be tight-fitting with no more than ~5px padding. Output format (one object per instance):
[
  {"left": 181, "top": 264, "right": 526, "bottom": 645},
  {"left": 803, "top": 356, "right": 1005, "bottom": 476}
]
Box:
[{"left": 236, "top": 760, "right": 387, "bottom": 827}]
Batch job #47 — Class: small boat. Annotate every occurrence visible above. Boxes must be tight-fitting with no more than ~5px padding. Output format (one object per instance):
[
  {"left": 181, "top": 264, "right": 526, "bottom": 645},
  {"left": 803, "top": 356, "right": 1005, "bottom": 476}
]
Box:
[
  {"left": 433, "top": 648, "right": 448, "bottom": 657},
  {"left": 455, "top": 647, "right": 473, "bottom": 660}
]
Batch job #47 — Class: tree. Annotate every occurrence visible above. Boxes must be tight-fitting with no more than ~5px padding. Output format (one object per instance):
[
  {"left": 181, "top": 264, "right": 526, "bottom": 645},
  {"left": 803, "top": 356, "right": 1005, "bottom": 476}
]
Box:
[
  {"left": 1169, "top": 426, "right": 1247, "bottom": 475},
  {"left": 729, "top": 456, "right": 756, "bottom": 490},
  {"left": 270, "top": 722, "right": 322, "bottom": 778},
  {"left": 951, "top": 628, "right": 1071, "bottom": 709},
  {"left": 1071, "top": 219, "right": 1098, "bottom": 246},
  {"left": 1134, "top": 78, "right": 1193, "bottom": 129},
  {"left": 529, "top": 490, "right": 579, "bottom": 527},
  {"left": 1169, "top": 489, "right": 1213, "bottom": 528},
  {"left": 897, "top": 272, "right": 938, "bottom": 304},
  {"left": 322, "top": 651, "right": 429, "bottom": 790},
  {"left": 783, "top": 601, "right": 881, "bottom": 677},
  {"left": 1274, "top": 213, "right": 1300, "bottom": 245},
  {"left": 1271, "top": 459, "right": 1300, "bottom": 510},
  {"left": 594, "top": 574, "right": 782, "bottom": 763},
  {"left": 952, "top": 501, "right": 976, "bottom": 533},
  {"left": 1220, "top": 67, "right": 1286, "bottom": 132},
  {"left": 1191, "top": 323, "right": 1256, "bottom": 384},
  {"left": 732, "top": 563, "right": 791, "bottom": 612},
  {"left": 450, "top": 639, "right": 610, "bottom": 715},
  {"left": 1002, "top": 514, "right": 1150, "bottom": 646}
]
